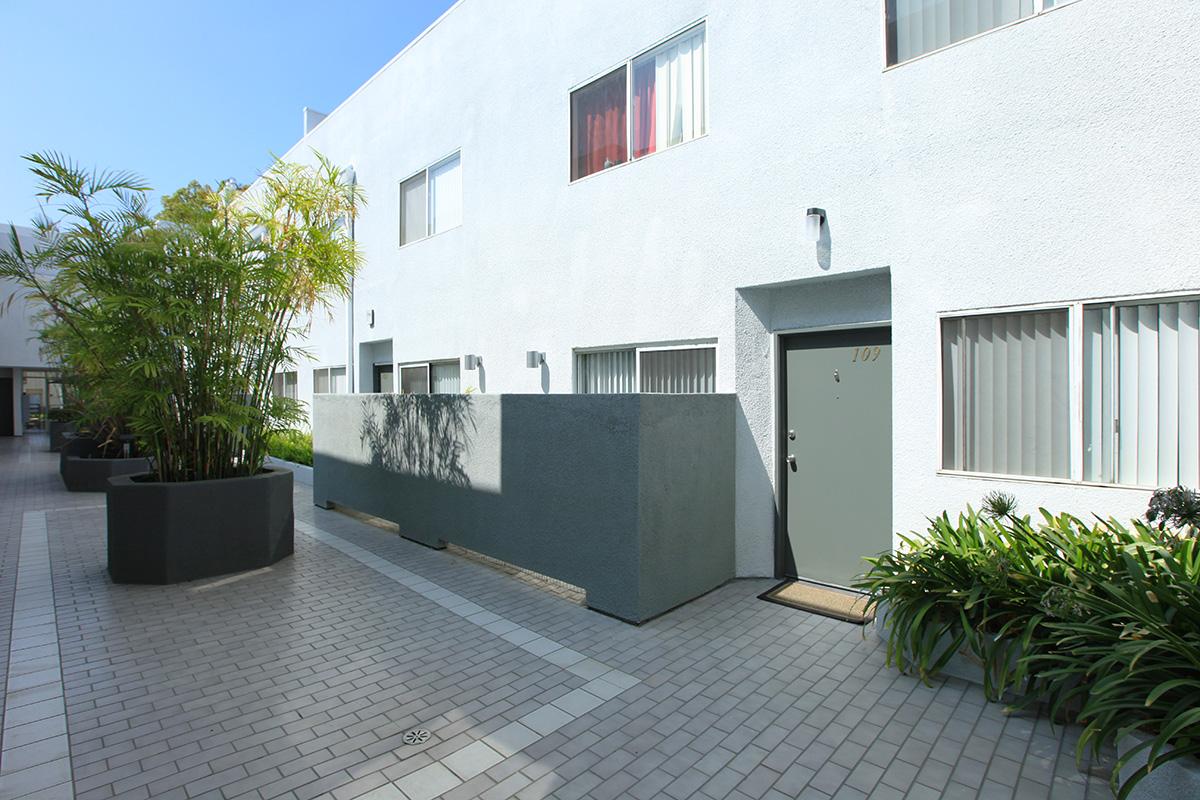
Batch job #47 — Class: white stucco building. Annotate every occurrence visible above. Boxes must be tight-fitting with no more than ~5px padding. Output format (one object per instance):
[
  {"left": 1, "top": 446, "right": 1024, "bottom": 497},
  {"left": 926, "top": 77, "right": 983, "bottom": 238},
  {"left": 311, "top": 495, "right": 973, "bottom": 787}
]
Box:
[
  {"left": 271, "top": 0, "right": 1200, "bottom": 585},
  {"left": 0, "top": 224, "right": 59, "bottom": 437}
]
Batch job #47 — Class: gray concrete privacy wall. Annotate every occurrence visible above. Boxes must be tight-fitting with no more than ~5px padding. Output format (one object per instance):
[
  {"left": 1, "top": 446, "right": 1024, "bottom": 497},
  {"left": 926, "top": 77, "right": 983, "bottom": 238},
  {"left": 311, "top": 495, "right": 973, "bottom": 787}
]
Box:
[{"left": 312, "top": 393, "right": 736, "bottom": 622}]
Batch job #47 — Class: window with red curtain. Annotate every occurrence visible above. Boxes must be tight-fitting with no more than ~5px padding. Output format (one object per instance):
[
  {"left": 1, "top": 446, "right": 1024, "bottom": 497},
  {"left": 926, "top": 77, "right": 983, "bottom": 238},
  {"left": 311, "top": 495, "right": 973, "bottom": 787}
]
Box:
[
  {"left": 631, "top": 59, "right": 656, "bottom": 159},
  {"left": 570, "top": 66, "right": 627, "bottom": 181}
]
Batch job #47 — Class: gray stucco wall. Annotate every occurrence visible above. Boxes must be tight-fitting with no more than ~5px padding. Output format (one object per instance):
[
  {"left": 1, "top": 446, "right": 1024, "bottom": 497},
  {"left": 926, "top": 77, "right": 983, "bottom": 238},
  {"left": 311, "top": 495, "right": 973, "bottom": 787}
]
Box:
[{"left": 312, "top": 393, "right": 735, "bottom": 622}]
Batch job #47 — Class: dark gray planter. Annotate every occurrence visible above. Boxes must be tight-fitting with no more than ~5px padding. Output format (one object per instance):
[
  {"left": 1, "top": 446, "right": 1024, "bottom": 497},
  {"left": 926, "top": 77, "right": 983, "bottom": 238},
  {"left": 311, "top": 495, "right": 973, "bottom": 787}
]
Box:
[
  {"left": 47, "top": 421, "right": 77, "bottom": 452},
  {"left": 60, "top": 436, "right": 151, "bottom": 492},
  {"left": 106, "top": 468, "right": 294, "bottom": 584},
  {"left": 1119, "top": 733, "right": 1200, "bottom": 799}
]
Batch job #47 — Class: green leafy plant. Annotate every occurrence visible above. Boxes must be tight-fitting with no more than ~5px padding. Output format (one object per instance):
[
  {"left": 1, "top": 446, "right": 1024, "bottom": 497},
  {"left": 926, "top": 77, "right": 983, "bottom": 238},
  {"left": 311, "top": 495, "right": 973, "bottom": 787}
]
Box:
[
  {"left": 268, "top": 429, "right": 313, "bottom": 466},
  {"left": 857, "top": 511, "right": 1200, "bottom": 798},
  {"left": 0, "top": 151, "right": 363, "bottom": 481}
]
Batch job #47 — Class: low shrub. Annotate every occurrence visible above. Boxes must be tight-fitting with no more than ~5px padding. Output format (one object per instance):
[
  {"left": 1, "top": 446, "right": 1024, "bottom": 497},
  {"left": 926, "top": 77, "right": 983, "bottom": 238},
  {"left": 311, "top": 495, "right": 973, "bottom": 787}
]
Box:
[
  {"left": 856, "top": 509, "right": 1200, "bottom": 799},
  {"left": 267, "top": 429, "right": 313, "bottom": 466}
]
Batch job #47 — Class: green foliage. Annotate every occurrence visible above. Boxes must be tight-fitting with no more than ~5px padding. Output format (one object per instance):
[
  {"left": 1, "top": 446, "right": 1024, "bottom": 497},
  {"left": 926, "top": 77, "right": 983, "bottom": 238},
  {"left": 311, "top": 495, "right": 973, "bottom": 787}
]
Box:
[
  {"left": 981, "top": 490, "right": 1018, "bottom": 519},
  {"left": 268, "top": 429, "right": 313, "bottom": 466},
  {"left": 0, "top": 150, "right": 363, "bottom": 482},
  {"left": 856, "top": 511, "right": 1200, "bottom": 798}
]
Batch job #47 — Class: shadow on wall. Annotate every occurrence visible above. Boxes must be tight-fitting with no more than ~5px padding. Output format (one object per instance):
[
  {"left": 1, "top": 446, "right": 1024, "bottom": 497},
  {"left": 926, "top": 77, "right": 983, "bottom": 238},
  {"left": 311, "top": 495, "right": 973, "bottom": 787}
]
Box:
[{"left": 358, "top": 394, "right": 474, "bottom": 488}]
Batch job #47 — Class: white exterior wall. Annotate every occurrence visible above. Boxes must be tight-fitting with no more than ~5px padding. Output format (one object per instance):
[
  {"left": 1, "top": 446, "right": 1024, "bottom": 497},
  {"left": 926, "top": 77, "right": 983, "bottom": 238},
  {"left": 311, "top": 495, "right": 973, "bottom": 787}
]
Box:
[{"left": 275, "top": 0, "right": 1200, "bottom": 577}]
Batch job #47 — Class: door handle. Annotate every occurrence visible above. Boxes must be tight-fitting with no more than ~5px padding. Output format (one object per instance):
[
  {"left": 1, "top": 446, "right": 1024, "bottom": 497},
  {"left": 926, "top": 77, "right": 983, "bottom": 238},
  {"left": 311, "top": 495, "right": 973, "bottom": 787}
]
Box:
[{"left": 786, "top": 454, "right": 797, "bottom": 470}]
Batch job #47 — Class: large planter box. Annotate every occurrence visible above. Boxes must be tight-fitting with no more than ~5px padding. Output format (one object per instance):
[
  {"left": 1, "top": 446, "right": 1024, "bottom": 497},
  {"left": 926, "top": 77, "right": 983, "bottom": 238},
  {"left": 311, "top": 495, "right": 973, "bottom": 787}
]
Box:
[
  {"left": 1119, "top": 733, "right": 1200, "bottom": 799},
  {"left": 47, "top": 421, "right": 77, "bottom": 452},
  {"left": 60, "top": 436, "right": 151, "bottom": 492},
  {"left": 106, "top": 468, "right": 294, "bottom": 584}
]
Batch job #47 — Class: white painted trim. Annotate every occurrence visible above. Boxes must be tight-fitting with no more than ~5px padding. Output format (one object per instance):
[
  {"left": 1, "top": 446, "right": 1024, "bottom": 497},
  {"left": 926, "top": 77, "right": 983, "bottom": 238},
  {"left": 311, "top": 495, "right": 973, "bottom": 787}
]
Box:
[{"left": 937, "top": 467, "right": 1157, "bottom": 493}]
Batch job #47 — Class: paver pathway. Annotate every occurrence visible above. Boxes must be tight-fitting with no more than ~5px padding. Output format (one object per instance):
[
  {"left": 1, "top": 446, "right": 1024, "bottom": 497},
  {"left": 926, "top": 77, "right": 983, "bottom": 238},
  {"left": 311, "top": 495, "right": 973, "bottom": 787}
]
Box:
[{"left": 0, "top": 434, "right": 1109, "bottom": 799}]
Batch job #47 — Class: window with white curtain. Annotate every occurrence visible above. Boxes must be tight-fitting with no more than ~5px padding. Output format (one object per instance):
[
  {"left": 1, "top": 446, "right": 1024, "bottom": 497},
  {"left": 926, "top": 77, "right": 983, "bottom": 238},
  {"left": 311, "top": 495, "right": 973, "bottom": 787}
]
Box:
[
  {"left": 886, "top": 0, "right": 1055, "bottom": 66},
  {"left": 313, "top": 366, "right": 347, "bottom": 395},
  {"left": 575, "top": 345, "right": 716, "bottom": 394},
  {"left": 272, "top": 371, "right": 298, "bottom": 400},
  {"left": 400, "top": 151, "right": 462, "bottom": 245},
  {"left": 941, "top": 310, "right": 1070, "bottom": 478},
  {"left": 570, "top": 23, "right": 706, "bottom": 181},
  {"left": 1083, "top": 300, "right": 1200, "bottom": 487}
]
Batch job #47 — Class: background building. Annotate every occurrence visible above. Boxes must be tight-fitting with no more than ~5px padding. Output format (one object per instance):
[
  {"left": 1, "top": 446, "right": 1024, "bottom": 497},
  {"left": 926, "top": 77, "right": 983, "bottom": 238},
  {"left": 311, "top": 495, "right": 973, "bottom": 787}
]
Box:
[
  {"left": 270, "top": 0, "right": 1200, "bottom": 585},
  {"left": 0, "top": 224, "right": 59, "bottom": 437}
]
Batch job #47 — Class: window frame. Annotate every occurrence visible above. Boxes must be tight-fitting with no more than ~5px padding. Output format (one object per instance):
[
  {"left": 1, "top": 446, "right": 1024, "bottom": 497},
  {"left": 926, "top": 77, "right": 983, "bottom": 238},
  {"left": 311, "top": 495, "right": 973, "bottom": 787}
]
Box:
[
  {"left": 272, "top": 370, "right": 298, "bottom": 401},
  {"left": 936, "top": 290, "right": 1199, "bottom": 490},
  {"left": 312, "top": 365, "right": 347, "bottom": 395},
  {"left": 882, "top": 0, "right": 1082, "bottom": 71},
  {"left": 399, "top": 359, "right": 462, "bottom": 394},
  {"left": 573, "top": 340, "right": 717, "bottom": 394},
  {"left": 568, "top": 20, "right": 709, "bottom": 184},
  {"left": 398, "top": 149, "right": 462, "bottom": 248}
]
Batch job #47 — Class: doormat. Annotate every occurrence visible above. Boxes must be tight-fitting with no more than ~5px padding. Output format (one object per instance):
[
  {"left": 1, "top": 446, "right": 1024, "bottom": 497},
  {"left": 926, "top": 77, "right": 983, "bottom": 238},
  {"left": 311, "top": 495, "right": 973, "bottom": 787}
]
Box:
[{"left": 759, "top": 580, "right": 875, "bottom": 625}]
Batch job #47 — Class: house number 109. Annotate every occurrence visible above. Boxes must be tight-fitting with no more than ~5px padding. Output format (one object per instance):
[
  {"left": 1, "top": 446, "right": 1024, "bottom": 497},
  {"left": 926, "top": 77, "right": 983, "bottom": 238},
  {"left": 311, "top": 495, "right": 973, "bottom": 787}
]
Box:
[{"left": 852, "top": 346, "right": 881, "bottom": 363}]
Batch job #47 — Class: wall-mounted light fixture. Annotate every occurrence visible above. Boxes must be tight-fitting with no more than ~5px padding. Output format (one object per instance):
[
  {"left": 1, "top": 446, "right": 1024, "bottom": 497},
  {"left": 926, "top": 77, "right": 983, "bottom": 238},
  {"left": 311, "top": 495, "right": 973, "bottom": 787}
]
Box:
[
  {"left": 463, "top": 354, "right": 482, "bottom": 370},
  {"left": 525, "top": 351, "right": 545, "bottom": 368},
  {"left": 368, "top": 309, "right": 375, "bottom": 328},
  {"left": 805, "top": 207, "right": 826, "bottom": 243}
]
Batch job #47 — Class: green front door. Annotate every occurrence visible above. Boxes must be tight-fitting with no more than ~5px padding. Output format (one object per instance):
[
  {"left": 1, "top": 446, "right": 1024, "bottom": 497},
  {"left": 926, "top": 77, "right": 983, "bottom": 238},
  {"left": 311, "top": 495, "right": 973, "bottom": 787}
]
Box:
[{"left": 782, "top": 328, "right": 892, "bottom": 587}]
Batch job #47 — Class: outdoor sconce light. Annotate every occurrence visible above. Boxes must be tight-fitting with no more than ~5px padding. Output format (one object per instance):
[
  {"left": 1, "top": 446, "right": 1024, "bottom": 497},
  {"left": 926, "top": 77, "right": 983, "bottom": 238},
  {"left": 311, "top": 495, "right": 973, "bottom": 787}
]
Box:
[
  {"left": 805, "top": 208, "right": 826, "bottom": 243},
  {"left": 525, "top": 350, "right": 545, "bottom": 368},
  {"left": 368, "top": 309, "right": 375, "bottom": 328},
  {"left": 463, "top": 354, "right": 482, "bottom": 370}
]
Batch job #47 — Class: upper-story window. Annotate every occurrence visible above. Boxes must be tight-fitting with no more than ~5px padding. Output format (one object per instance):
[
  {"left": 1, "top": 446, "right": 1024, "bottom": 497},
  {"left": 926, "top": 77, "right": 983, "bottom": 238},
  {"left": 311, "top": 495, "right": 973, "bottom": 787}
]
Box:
[
  {"left": 400, "top": 151, "right": 462, "bottom": 246},
  {"left": 886, "top": 1, "right": 1069, "bottom": 67},
  {"left": 570, "top": 23, "right": 707, "bottom": 181}
]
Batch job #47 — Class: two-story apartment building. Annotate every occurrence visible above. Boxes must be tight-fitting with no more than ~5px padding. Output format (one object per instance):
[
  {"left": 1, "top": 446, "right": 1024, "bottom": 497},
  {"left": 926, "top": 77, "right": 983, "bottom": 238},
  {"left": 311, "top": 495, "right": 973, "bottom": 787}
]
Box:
[{"left": 271, "top": 0, "right": 1200, "bottom": 586}]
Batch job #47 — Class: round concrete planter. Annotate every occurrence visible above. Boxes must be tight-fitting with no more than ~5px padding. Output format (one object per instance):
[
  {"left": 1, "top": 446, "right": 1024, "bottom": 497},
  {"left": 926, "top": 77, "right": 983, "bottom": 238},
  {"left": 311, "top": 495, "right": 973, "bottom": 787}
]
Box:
[
  {"left": 1118, "top": 733, "right": 1200, "bottom": 799},
  {"left": 59, "top": 435, "right": 151, "bottom": 492},
  {"left": 106, "top": 468, "right": 294, "bottom": 584},
  {"left": 47, "top": 421, "right": 77, "bottom": 452}
]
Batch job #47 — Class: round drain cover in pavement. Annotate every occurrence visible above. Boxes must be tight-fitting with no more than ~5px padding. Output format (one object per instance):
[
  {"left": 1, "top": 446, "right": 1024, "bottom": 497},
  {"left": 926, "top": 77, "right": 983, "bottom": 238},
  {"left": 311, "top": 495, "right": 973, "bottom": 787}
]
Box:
[{"left": 403, "top": 729, "right": 431, "bottom": 745}]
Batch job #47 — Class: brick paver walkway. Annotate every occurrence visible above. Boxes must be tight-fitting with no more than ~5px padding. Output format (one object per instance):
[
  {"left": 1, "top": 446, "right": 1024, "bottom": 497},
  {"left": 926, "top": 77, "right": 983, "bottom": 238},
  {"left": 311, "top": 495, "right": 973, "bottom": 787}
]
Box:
[{"left": 0, "top": 434, "right": 1110, "bottom": 799}]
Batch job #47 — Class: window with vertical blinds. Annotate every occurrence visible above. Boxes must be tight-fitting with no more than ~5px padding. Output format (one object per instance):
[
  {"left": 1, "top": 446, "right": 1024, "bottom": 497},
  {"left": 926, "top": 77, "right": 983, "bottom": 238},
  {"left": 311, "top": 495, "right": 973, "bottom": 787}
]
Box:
[
  {"left": 272, "top": 371, "right": 298, "bottom": 400},
  {"left": 575, "top": 350, "right": 636, "bottom": 394},
  {"left": 312, "top": 366, "right": 346, "bottom": 394},
  {"left": 941, "top": 310, "right": 1070, "bottom": 478},
  {"left": 575, "top": 346, "right": 717, "bottom": 394},
  {"left": 1084, "top": 300, "right": 1200, "bottom": 487},
  {"left": 430, "top": 361, "right": 461, "bottom": 394},
  {"left": 886, "top": 0, "right": 1037, "bottom": 66},
  {"left": 640, "top": 348, "right": 716, "bottom": 393}
]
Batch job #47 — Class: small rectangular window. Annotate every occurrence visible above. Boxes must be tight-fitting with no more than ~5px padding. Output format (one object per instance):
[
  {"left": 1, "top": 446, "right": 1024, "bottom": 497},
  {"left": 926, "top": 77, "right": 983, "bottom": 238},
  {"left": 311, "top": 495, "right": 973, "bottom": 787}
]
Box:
[
  {"left": 886, "top": 0, "right": 1035, "bottom": 66},
  {"left": 272, "top": 371, "right": 298, "bottom": 400},
  {"left": 570, "top": 67, "right": 627, "bottom": 181},
  {"left": 400, "top": 365, "right": 430, "bottom": 395},
  {"left": 576, "top": 349, "right": 636, "bottom": 394},
  {"left": 640, "top": 347, "right": 715, "bottom": 393},
  {"left": 941, "top": 310, "right": 1070, "bottom": 478},
  {"left": 1083, "top": 299, "right": 1200, "bottom": 487},
  {"left": 631, "top": 26, "right": 706, "bottom": 158},
  {"left": 575, "top": 344, "right": 716, "bottom": 394},
  {"left": 429, "top": 154, "right": 462, "bottom": 234},
  {"left": 313, "top": 366, "right": 347, "bottom": 395},
  {"left": 400, "top": 172, "right": 427, "bottom": 245},
  {"left": 400, "top": 151, "right": 463, "bottom": 246},
  {"left": 430, "top": 361, "right": 461, "bottom": 394}
]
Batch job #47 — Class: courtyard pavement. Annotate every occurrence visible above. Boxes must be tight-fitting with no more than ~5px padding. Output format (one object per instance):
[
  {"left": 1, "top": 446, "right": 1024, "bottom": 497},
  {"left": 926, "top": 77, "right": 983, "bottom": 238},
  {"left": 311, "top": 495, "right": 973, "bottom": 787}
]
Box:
[{"left": 0, "top": 434, "right": 1110, "bottom": 800}]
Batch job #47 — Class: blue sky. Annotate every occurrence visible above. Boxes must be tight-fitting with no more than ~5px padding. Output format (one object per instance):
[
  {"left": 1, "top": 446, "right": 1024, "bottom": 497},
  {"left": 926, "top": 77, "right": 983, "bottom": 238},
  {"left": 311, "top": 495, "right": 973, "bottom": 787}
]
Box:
[{"left": 0, "top": 0, "right": 456, "bottom": 225}]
